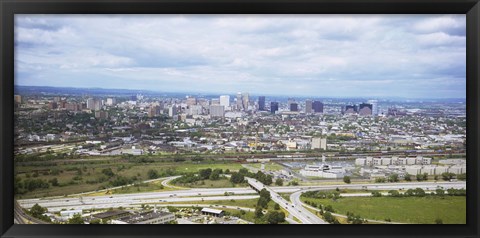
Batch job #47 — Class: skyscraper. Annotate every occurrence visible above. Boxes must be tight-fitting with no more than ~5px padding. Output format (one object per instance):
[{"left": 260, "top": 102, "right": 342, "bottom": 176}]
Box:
[
  {"left": 242, "top": 92, "right": 249, "bottom": 111},
  {"left": 210, "top": 105, "right": 225, "bottom": 118},
  {"left": 169, "top": 105, "right": 178, "bottom": 118},
  {"left": 186, "top": 97, "right": 197, "bottom": 106},
  {"left": 86, "top": 98, "right": 95, "bottom": 110},
  {"left": 358, "top": 103, "right": 373, "bottom": 116},
  {"left": 236, "top": 93, "right": 243, "bottom": 110},
  {"left": 270, "top": 102, "right": 279, "bottom": 114},
  {"left": 367, "top": 99, "right": 378, "bottom": 116},
  {"left": 290, "top": 103, "right": 298, "bottom": 112},
  {"left": 258, "top": 96, "right": 266, "bottom": 111},
  {"left": 305, "top": 100, "right": 313, "bottom": 113},
  {"left": 344, "top": 105, "right": 357, "bottom": 114},
  {"left": 312, "top": 101, "right": 324, "bottom": 113},
  {"left": 220, "top": 95, "right": 230, "bottom": 107}
]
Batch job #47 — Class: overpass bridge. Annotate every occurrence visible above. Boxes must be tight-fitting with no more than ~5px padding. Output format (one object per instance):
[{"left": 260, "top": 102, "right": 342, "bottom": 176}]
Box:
[{"left": 246, "top": 177, "right": 327, "bottom": 224}]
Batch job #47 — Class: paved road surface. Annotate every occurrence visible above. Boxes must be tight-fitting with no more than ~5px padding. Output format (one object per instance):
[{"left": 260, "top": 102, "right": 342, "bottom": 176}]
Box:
[{"left": 246, "top": 177, "right": 327, "bottom": 224}]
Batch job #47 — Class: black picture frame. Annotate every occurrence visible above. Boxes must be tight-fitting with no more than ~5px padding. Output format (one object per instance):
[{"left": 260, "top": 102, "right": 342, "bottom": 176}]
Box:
[{"left": 1, "top": 0, "right": 479, "bottom": 238}]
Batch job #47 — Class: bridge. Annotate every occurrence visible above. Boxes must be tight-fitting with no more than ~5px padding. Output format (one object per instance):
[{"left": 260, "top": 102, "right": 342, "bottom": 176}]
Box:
[{"left": 246, "top": 177, "right": 327, "bottom": 224}]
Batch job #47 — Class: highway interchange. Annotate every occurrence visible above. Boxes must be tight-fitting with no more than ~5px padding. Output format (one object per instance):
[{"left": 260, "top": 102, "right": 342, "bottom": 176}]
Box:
[{"left": 17, "top": 180, "right": 466, "bottom": 224}]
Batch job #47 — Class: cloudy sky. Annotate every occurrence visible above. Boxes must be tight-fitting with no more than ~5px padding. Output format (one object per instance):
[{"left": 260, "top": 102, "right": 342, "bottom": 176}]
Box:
[{"left": 15, "top": 14, "right": 466, "bottom": 98}]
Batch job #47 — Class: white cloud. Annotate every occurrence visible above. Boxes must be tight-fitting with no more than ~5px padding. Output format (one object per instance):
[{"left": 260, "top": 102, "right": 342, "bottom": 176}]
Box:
[{"left": 14, "top": 14, "right": 466, "bottom": 98}]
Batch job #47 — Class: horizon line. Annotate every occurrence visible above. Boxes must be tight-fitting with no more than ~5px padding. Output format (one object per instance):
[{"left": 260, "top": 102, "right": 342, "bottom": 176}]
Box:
[{"left": 14, "top": 84, "right": 467, "bottom": 101}]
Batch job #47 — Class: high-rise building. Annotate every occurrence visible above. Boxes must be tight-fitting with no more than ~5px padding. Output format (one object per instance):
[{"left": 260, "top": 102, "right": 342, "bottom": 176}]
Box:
[
  {"left": 367, "top": 100, "right": 378, "bottom": 116},
  {"left": 358, "top": 103, "right": 373, "bottom": 116},
  {"left": 242, "top": 92, "right": 249, "bottom": 111},
  {"left": 106, "top": 98, "right": 116, "bottom": 106},
  {"left": 311, "top": 137, "right": 327, "bottom": 150},
  {"left": 220, "top": 95, "right": 230, "bottom": 107},
  {"left": 210, "top": 105, "right": 225, "bottom": 118},
  {"left": 344, "top": 105, "right": 357, "bottom": 114},
  {"left": 236, "top": 93, "right": 243, "bottom": 110},
  {"left": 186, "top": 97, "right": 197, "bottom": 106},
  {"left": 86, "top": 98, "right": 95, "bottom": 110},
  {"left": 312, "top": 101, "right": 324, "bottom": 113},
  {"left": 169, "top": 106, "right": 178, "bottom": 118},
  {"left": 148, "top": 106, "right": 158, "bottom": 118},
  {"left": 188, "top": 105, "right": 203, "bottom": 115},
  {"left": 211, "top": 99, "right": 220, "bottom": 105},
  {"left": 258, "top": 96, "right": 266, "bottom": 111},
  {"left": 270, "top": 102, "right": 279, "bottom": 114},
  {"left": 94, "top": 100, "right": 102, "bottom": 111},
  {"left": 305, "top": 100, "right": 312, "bottom": 113},
  {"left": 290, "top": 102, "right": 298, "bottom": 112}
]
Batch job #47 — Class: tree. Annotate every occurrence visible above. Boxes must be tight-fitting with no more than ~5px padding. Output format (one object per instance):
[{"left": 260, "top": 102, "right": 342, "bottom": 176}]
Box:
[
  {"left": 435, "top": 218, "right": 443, "bottom": 224},
  {"left": 436, "top": 188, "right": 445, "bottom": 196},
  {"left": 457, "top": 173, "right": 466, "bottom": 181},
  {"left": 274, "top": 203, "right": 280, "bottom": 210},
  {"left": 209, "top": 169, "right": 221, "bottom": 180},
  {"left": 388, "top": 190, "right": 400, "bottom": 197},
  {"left": 441, "top": 172, "right": 455, "bottom": 181},
  {"left": 199, "top": 168, "right": 212, "bottom": 180},
  {"left": 147, "top": 169, "right": 159, "bottom": 179},
  {"left": 275, "top": 178, "right": 284, "bottom": 186},
  {"left": 265, "top": 211, "right": 285, "bottom": 224},
  {"left": 230, "top": 172, "right": 245, "bottom": 184},
  {"left": 254, "top": 207, "right": 263, "bottom": 218},
  {"left": 404, "top": 173, "right": 412, "bottom": 181},
  {"left": 101, "top": 168, "right": 114, "bottom": 178},
  {"left": 49, "top": 178, "right": 59, "bottom": 186},
  {"left": 416, "top": 174, "right": 424, "bottom": 181},
  {"left": 371, "top": 191, "right": 382, "bottom": 197},
  {"left": 67, "top": 214, "right": 84, "bottom": 224},
  {"left": 388, "top": 174, "right": 399, "bottom": 183},
  {"left": 414, "top": 188, "right": 426, "bottom": 197},
  {"left": 29, "top": 203, "right": 47, "bottom": 217},
  {"left": 343, "top": 176, "right": 351, "bottom": 184}
]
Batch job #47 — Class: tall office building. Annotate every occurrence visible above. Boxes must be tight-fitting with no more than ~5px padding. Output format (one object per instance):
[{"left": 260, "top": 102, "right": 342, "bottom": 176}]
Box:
[
  {"left": 258, "top": 96, "right": 266, "bottom": 111},
  {"left": 367, "top": 100, "right": 378, "bottom": 116},
  {"left": 358, "top": 103, "right": 373, "bottom": 116},
  {"left": 169, "top": 105, "right": 178, "bottom": 118},
  {"left": 305, "top": 100, "right": 313, "bottom": 113},
  {"left": 86, "top": 98, "right": 95, "bottom": 110},
  {"left": 270, "top": 102, "right": 279, "bottom": 114},
  {"left": 220, "top": 95, "right": 230, "bottom": 107},
  {"left": 106, "top": 98, "right": 116, "bottom": 106},
  {"left": 210, "top": 105, "right": 225, "bottom": 118},
  {"left": 312, "top": 101, "right": 324, "bottom": 113},
  {"left": 94, "top": 100, "right": 102, "bottom": 111},
  {"left": 242, "top": 92, "right": 249, "bottom": 111},
  {"left": 290, "top": 102, "right": 298, "bottom": 112},
  {"left": 344, "top": 105, "right": 357, "bottom": 114},
  {"left": 186, "top": 97, "right": 197, "bottom": 106},
  {"left": 236, "top": 93, "right": 243, "bottom": 110},
  {"left": 211, "top": 98, "right": 220, "bottom": 105}
]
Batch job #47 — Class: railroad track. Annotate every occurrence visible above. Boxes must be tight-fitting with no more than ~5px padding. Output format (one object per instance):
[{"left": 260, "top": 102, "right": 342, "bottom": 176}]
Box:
[{"left": 14, "top": 201, "right": 50, "bottom": 224}]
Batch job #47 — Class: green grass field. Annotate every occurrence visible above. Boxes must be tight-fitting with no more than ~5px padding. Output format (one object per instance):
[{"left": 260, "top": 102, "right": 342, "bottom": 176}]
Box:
[
  {"left": 248, "top": 163, "right": 284, "bottom": 171},
  {"left": 301, "top": 196, "right": 466, "bottom": 224},
  {"left": 15, "top": 160, "right": 245, "bottom": 199},
  {"left": 173, "top": 178, "right": 247, "bottom": 188}
]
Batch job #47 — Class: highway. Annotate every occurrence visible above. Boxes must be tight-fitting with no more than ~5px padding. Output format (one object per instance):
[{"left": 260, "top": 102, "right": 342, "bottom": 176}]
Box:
[
  {"left": 246, "top": 177, "right": 327, "bottom": 224},
  {"left": 17, "top": 181, "right": 466, "bottom": 223}
]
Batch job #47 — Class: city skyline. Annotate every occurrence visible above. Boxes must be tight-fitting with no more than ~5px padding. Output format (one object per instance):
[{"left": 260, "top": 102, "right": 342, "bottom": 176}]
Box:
[{"left": 15, "top": 14, "right": 466, "bottom": 98}]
